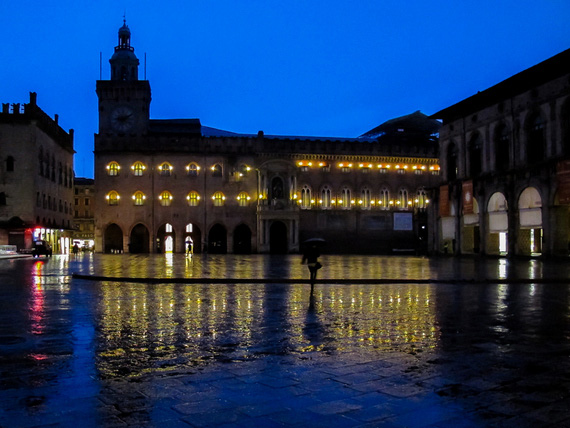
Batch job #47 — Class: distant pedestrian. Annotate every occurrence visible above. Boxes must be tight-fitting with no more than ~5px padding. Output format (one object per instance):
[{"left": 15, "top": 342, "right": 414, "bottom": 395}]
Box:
[
  {"left": 186, "top": 241, "right": 193, "bottom": 256},
  {"left": 72, "top": 243, "right": 79, "bottom": 255},
  {"left": 302, "top": 243, "right": 322, "bottom": 293}
]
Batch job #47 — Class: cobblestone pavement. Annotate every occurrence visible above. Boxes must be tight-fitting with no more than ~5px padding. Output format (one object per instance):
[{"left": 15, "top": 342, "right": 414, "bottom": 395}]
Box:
[{"left": 0, "top": 254, "right": 569, "bottom": 427}]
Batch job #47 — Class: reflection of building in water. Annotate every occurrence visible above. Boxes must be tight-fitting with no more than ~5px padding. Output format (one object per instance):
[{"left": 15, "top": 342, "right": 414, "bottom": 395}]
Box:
[
  {"left": 97, "top": 282, "right": 437, "bottom": 378},
  {"left": 94, "top": 22, "right": 441, "bottom": 255}
]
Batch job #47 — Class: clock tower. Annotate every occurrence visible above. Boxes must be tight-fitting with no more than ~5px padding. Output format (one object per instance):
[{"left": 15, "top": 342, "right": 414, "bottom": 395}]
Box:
[{"left": 96, "top": 21, "right": 151, "bottom": 136}]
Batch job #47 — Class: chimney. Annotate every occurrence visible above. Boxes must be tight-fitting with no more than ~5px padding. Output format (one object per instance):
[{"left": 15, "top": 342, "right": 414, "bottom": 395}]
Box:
[
  {"left": 29, "top": 92, "right": 37, "bottom": 106},
  {"left": 54, "top": 114, "right": 59, "bottom": 125}
]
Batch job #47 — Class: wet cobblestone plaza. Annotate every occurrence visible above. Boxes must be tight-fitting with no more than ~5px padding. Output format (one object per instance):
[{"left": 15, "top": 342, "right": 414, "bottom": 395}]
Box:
[{"left": 1, "top": 254, "right": 569, "bottom": 427}]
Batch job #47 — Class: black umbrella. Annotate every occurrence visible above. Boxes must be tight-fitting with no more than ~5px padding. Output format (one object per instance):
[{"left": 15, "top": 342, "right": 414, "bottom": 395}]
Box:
[{"left": 303, "top": 238, "right": 326, "bottom": 245}]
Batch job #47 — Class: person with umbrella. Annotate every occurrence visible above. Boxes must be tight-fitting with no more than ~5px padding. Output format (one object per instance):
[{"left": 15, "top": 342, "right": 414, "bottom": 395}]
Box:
[{"left": 301, "top": 238, "right": 324, "bottom": 292}]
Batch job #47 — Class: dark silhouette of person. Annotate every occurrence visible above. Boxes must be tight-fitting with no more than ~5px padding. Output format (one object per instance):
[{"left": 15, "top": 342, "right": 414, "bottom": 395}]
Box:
[{"left": 302, "top": 244, "right": 321, "bottom": 293}]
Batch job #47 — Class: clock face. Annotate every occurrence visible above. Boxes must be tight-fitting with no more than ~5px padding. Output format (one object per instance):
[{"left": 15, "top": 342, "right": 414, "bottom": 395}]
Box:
[{"left": 111, "top": 106, "right": 135, "bottom": 132}]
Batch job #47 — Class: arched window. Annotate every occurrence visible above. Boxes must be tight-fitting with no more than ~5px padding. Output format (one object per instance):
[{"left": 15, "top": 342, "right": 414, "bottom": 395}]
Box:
[
  {"left": 446, "top": 142, "right": 457, "bottom": 181},
  {"left": 165, "top": 223, "right": 173, "bottom": 233},
  {"left": 187, "top": 191, "right": 200, "bottom": 207},
  {"left": 380, "top": 188, "right": 390, "bottom": 210},
  {"left": 159, "top": 162, "right": 172, "bottom": 176},
  {"left": 213, "top": 191, "right": 225, "bottom": 206},
  {"left": 107, "top": 161, "right": 120, "bottom": 176},
  {"left": 301, "top": 185, "right": 312, "bottom": 209},
  {"left": 398, "top": 188, "right": 410, "bottom": 210},
  {"left": 106, "top": 191, "right": 120, "bottom": 206},
  {"left": 415, "top": 188, "right": 428, "bottom": 209},
  {"left": 159, "top": 190, "right": 173, "bottom": 206},
  {"left": 133, "top": 191, "right": 146, "bottom": 206},
  {"left": 361, "top": 187, "right": 371, "bottom": 210},
  {"left": 527, "top": 113, "right": 546, "bottom": 164},
  {"left": 186, "top": 163, "right": 200, "bottom": 177},
  {"left": 237, "top": 192, "right": 251, "bottom": 207},
  {"left": 211, "top": 164, "right": 223, "bottom": 177},
  {"left": 341, "top": 187, "right": 351, "bottom": 209},
  {"left": 468, "top": 133, "right": 482, "bottom": 177},
  {"left": 131, "top": 161, "right": 146, "bottom": 176},
  {"left": 320, "top": 185, "right": 332, "bottom": 209},
  {"left": 495, "top": 124, "right": 510, "bottom": 172}
]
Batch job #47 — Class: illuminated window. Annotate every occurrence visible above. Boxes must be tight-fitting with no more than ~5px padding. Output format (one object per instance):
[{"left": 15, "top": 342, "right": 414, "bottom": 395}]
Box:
[
  {"left": 320, "top": 186, "right": 332, "bottom": 209},
  {"left": 213, "top": 191, "right": 225, "bottom": 206},
  {"left": 399, "top": 188, "right": 409, "bottom": 210},
  {"left": 106, "top": 191, "right": 119, "bottom": 206},
  {"left": 132, "top": 161, "right": 146, "bottom": 176},
  {"left": 416, "top": 188, "right": 428, "bottom": 209},
  {"left": 380, "top": 188, "right": 390, "bottom": 210},
  {"left": 133, "top": 191, "right": 146, "bottom": 206},
  {"left": 211, "top": 164, "right": 222, "bottom": 177},
  {"left": 341, "top": 187, "right": 351, "bottom": 209},
  {"left": 186, "top": 223, "right": 193, "bottom": 233},
  {"left": 187, "top": 191, "right": 200, "bottom": 207},
  {"left": 239, "top": 164, "right": 251, "bottom": 177},
  {"left": 340, "top": 164, "right": 351, "bottom": 173},
  {"left": 361, "top": 187, "right": 371, "bottom": 210},
  {"left": 159, "top": 162, "right": 172, "bottom": 176},
  {"left": 187, "top": 163, "right": 200, "bottom": 177},
  {"left": 159, "top": 190, "right": 173, "bottom": 206},
  {"left": 237, "top": 192, "right": 251, "bottom": 207},
  {"left": 165, "top": 223, "right": 173, "bottom": 233},
  {"left": 107, "top": 162, "right": 120, "bottom": 176},
  {"left": 301, "top": 185, "right": 312, "bottom": 209}
]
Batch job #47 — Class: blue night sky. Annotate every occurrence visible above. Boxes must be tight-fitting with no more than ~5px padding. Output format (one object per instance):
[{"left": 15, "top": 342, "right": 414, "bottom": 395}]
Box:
[{"left": 1, "top": 1, "right": 569, "bottom": 178}]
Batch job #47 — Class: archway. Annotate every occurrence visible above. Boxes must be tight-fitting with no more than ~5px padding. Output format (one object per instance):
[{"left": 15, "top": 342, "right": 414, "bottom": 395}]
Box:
[
  {"left": 487, "top": 192, "right": 508, "bottom": 255},
  {"left": 233, "top": 224, "right": 252, "bottom": 254},
  {"left": 130, "top": 223, "right": 149, "bottom": 254},
  {"left": 518, "top": 187, "right": 542, "bottom": 255},
  {"left": 104, "top": 223, "right": 123, "bottom": 253},
  {"left": 208, "top": 224, "right": 227, "bottom": 254},
  {"left": 270, "top": 221, "right": 288, "bottom": 254},
  {"left": 157, "top": 223, "right": 176, "bottom": 253},
  {"left": 184, "top": 223, "right": 201, "bottom": 254}
]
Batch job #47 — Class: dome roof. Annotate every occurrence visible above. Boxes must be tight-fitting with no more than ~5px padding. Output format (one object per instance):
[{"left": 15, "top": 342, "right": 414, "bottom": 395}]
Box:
[
  {"left": 118, "top": 22, "right": 131, "bottom": 37},
  {"left": 111, "top": 48, "right": 137, "bottom": 60}
]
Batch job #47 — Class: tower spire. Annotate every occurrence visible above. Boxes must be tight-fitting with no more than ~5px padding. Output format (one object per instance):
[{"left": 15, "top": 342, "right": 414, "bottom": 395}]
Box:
[{"left": 109, "top": 20, "right": 139, "bottom": 81}]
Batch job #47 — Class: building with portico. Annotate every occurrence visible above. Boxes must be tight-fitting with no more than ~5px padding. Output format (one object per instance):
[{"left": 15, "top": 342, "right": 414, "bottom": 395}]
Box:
[{"left": 432, "top": 48, "right": 570, "bottom": 257}]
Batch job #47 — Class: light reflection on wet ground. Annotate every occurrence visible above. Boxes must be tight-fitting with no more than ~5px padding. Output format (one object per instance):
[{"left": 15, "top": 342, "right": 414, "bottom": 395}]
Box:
[
  {"left": 95, "top": 281, "right": 437, "bottom": 378},
  {"left": 1, "top": 254, "right": 570, "bottom": 427}
]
